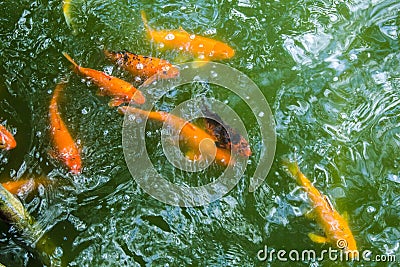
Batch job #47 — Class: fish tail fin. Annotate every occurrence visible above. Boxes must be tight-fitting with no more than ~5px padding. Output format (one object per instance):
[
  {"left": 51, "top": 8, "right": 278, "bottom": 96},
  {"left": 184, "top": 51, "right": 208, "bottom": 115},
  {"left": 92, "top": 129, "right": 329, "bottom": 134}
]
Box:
[
  {"left": 140, "top": 10, "right": 152, "bottom": 34},
  {"left": 62, "top": 52, "right": 79, "bottom": 70},
  {"left": 103, "top": 49, "right": 115, "bottom": 60}
]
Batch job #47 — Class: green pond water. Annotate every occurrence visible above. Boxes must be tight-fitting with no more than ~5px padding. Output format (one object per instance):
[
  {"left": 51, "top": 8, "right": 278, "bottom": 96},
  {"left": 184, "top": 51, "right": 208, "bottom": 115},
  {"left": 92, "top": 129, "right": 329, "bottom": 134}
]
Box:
[{"left": 0, "top": 0, "right": 399, "bottom": 266}]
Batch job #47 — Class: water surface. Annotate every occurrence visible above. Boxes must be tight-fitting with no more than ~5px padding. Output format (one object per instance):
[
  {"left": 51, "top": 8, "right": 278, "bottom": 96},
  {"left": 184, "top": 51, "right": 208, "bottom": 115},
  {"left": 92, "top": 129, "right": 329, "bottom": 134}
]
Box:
[{"left": 0, "top": 0, "right": 399, "bottom": 266}]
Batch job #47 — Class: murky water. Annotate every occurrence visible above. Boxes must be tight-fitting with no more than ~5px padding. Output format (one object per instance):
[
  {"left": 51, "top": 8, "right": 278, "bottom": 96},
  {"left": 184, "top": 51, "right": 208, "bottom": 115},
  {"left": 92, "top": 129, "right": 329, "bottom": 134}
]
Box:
[{"left": 0, "top": 0, "right": 399, "bottom": 266}]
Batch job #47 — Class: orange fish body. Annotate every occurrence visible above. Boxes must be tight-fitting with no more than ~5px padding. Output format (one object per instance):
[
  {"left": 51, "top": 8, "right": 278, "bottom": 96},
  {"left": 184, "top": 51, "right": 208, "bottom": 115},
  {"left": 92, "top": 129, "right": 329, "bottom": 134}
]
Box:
[
  {"left": 49, "top": 82, "right": 82, "bottom": 174},
  {"left": 118, "top": 106, "right": 232, "bottom": 166},
  {"left": 0, "top": 124, "right": 16, "bottom": 150},
  {"left": 285, "top": 161, "right": 358, "bottom": 258},
  {"left": 104, "top": 50, "right": 180, "bottom": 83},
  {"left": 2, "top": 178, "right": 48, "bottom": 195},
  {"left": 3, "top": 179, "right": 33, "bottom": 195},
  {"left": 141, "top": 11, "right": 235, "bottom": 62},
  {"left": 62, "top": 52, "right": 145, "bottom": 106}
]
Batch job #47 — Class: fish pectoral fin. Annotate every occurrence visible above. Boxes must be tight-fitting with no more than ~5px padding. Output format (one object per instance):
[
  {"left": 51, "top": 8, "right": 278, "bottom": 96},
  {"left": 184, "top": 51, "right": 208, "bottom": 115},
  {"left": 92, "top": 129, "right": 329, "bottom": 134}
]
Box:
[
  {"left": 304, "top": 210, "right": 316, "bottom": 220},
  {"left": 142, "top": 75, "right": 157, "bottom": 87},
  {"left": 108, "top": 98, "right": 125, "bottom": 107},
  {"left": 308, "top": 233, "right": 328, "bottom": 244}
]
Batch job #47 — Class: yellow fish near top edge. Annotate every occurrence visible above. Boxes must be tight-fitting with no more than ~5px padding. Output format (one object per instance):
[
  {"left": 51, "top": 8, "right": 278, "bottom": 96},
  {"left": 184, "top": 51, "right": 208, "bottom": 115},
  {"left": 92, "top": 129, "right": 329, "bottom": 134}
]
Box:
[{"left": 63, "top": 0, "right": 78, "bottom": 33}]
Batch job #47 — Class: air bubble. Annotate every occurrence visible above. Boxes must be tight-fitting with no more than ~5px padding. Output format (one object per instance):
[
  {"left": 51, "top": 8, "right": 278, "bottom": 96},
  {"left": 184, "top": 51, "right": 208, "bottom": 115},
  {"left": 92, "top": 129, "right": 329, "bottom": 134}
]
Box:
[
  {"left": 349, "top": 54, "right": 357, "bottom": 61},
  {"left": 366, "top": 206, "right": 376, "bottom": 213},
  {"left": 136, "top": 63, "right": 144, "bottom": 70},
  {"left": 388, "top": 174, "right": 400, "bottom": 183}
]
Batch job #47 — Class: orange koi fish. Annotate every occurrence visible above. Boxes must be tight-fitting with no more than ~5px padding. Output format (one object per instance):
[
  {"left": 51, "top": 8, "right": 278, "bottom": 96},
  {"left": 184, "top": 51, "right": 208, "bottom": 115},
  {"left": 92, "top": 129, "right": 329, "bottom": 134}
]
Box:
[
  {"left": 141, "top": 11, "right": 235, "bottom": 62},
  {"left": 2, "top": 179, "right": 34, "bottom": 194},
  {"left": 104, "top": 50, "right": 180, "bottom": 85},
  {"left": 2, "top": 177, "right": 49, "bottom": 195},
  {"left": 118, "top": 106, "right": 232, "bottom": 166},
  {"left": 201, "top": 106, "right": 251, "bottom": 157},
  {"left": 0, "top": 124, "right": 16, "bottom": 150},
  {"left": 49, "top": 82, "right": 82, "bottom": 174},
  {"left": 63, "top": 52, "right": 145, "bottom": 106},
  {"left": 284, "top": 161, "right": 358, "bottom": 258}
]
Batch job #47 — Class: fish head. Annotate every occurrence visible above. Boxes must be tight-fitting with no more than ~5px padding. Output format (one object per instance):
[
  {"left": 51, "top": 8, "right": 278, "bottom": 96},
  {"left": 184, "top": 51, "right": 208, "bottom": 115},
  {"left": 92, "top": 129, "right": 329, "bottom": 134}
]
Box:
[
  {"left": 0, "top": 127, "right": 16, "bottom": 150},
  {"left": 230, "top": 132, "right": 251, "bottom": 157},
  {"left": 131, "top": 90, "right": 146, "bottom": 105},
  {"left": 159, "top": 65, "right": 180, "bottom": 79},
  {"left": 66, "top": 155, "right": 82, "bottom": 174},
  {"left": 212, "top": 42, "right": 235, "bottom": 59}
]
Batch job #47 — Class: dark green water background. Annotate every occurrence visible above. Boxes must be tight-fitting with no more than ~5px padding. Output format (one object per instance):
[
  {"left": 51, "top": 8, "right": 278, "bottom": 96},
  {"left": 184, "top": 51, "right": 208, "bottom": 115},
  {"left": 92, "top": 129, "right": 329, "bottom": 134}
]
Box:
[{"left": 0, "top": 0, "right": 399, "bottom": 266}]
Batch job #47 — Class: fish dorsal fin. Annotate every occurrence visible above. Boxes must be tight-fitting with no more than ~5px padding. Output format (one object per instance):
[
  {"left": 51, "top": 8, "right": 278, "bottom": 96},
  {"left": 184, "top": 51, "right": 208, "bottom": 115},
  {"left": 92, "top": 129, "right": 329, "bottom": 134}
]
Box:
[{"left": 323, "top": 195, "right": 335, "bottom": 211}]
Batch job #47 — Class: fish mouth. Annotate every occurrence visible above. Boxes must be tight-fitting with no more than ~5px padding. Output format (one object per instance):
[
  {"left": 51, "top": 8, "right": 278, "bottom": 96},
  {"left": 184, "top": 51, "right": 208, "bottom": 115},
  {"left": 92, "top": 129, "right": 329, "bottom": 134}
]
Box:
[
  {"left": 244, "top": 149, "right": 252, "bottom": 157},
  {"left": 70, "top": 167, "right": 81, "bottom": 175},
  {"left": 0, "top": 141, "right": 15, "bottom": 150},
  {"left": 132, "top": 91, "right": 146, "bottom": 105}
]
